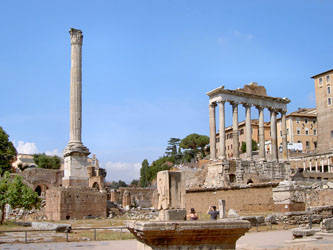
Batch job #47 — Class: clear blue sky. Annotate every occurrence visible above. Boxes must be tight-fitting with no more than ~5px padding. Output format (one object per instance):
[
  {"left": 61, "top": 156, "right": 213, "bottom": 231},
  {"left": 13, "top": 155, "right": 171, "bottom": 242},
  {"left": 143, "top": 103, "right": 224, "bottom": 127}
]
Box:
[{"left": 1, "top": 0, "right": 332, "bottom": 182}]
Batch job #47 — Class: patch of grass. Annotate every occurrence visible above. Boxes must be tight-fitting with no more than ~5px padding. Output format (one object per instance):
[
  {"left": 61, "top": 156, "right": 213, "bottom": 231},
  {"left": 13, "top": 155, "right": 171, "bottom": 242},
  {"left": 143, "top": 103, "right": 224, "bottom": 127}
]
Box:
[
  {"left": 70, "top": 230, "right": 135, "bottom": 241},
  {"left": 0, "top": 221, "right": 27, "bottom": 231}
]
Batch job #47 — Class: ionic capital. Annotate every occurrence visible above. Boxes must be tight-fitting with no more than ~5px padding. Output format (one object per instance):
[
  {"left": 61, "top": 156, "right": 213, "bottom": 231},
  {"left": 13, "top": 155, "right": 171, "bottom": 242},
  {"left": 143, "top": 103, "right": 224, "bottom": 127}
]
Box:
[{"left": 69, "top": 28, "right": 83, "bottom": 45}]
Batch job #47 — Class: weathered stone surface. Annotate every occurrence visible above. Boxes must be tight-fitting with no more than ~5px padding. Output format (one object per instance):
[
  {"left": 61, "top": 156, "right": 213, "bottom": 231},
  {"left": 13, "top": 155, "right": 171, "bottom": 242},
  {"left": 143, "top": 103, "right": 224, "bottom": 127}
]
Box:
[
  {"left": 265, "top": 214, "right": 278, "bottom": 224},
  {"left": 321, "top": 218, "right": 333, "bottom": 233},
  {"left": 127, "top": 219, "right": 250, "bottom": 250},
  {"left": 292, "top": 228, "right": 317, "bottom": 238},
  {"left": 157, "top": 171, "right": 185, "bottom": 210},
  {"left": 32, "top": 222, "right": 71, "bottom": 232},
  {"left": 227, "top": 209, "right": 239, "bottom": 218},
  {"left": 158, "top": 209, "right": 186, "bottom": 221},
  {"left": 45, "top": 187, "right": 107, "bottom": 220}
]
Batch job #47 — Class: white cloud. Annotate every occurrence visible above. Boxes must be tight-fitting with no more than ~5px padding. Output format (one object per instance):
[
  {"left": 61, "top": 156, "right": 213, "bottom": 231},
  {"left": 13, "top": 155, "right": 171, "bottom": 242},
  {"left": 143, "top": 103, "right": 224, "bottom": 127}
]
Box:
[
  {"left": 45, "top": 148, "right": 62, "bottom": 157},
  {"left": 218, "top": 30, "right": 254, "bottom": 45},
  {"left": 103, "top": 161, "right": 141, "bottom": 183},
  {"left": 15, "top": 141, "right": 39, "bottom": 154}
]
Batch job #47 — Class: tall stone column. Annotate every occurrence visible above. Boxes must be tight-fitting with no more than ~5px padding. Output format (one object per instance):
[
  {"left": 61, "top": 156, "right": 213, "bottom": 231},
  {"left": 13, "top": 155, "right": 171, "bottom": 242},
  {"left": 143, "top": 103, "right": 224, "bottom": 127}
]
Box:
[
  {"left": 244, "top": 104, "right": 252, "bottom": 160},
  {"left": 270, "top": 109, "right": 278, "bottom": 161},
  {"left": 232, "top": 102, "right": 239, "bottom": 159},
  {"left": 209, "top": 103, "right": 217, "bottom": 160},
  {"left": 218, "top": 101, "right": 226, "bottom": 160},
  {"left": 281, "top": 111, "right": 288, "bottom": 160},
  {"left": 63, "top": 28, "right": 90, "bottom": 187},
  {"left": 257, "top": 106, "right": 266, "bottom": 161}
]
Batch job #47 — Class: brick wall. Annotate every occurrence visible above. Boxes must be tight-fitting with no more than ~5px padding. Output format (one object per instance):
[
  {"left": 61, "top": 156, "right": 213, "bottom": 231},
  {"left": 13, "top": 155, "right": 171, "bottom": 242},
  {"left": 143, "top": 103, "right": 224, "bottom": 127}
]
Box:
[
  {"left": 45, "top": 187, "right": 107, "bottom": 220},
  {"left": 185, "top": 184, "right": 275, "bottom": 216}
]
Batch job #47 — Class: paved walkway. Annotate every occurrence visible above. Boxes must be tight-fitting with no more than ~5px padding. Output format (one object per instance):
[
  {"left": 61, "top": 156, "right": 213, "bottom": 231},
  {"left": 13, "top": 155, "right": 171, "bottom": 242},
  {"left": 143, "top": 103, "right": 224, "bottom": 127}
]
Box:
[{"left": 2, "top": 230, "right": 333, "bottom": 249}]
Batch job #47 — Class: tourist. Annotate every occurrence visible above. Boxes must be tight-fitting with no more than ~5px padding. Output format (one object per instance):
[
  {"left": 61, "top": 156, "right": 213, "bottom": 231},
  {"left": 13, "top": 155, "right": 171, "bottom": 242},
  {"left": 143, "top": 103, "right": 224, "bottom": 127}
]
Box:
[
  {"left": 187, "top": 208, "right": 199, "bottom": 220},
  {"left": 207, "top": 205, "right": 219, "bottom": 220}
]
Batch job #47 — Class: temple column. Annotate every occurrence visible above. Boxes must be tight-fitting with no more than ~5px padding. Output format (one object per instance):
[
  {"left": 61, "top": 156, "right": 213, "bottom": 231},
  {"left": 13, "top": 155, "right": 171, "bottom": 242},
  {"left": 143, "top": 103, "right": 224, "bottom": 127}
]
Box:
[
  {"left": 315, "top": 159, "right": 318, "bottom": 172},
  {"left": 321, "top": 159, "right": 324, "bottom": 173},
  {"left": 209, "top": 102, "right": 217, "bottom": 160},
  {"left": 327, "top": 158, "right": 331, "bottom": 173},
  {"left": 232, "top": 102, "right": 239, "bottom": 159},
  {"left": 244, "top": 104, "right": 252, "bottom": 160},
  {"left": 218, "top": 101, "right": 226, "bottom": 160},
  {"left": 257, "top": 106, "right": 266, "bottom": 161},
  {"left": 281, "top": 111, "right": 288, "bottom": 160},
  {"left": 270, "top": 109, "right": 278, "bottom": 161}
]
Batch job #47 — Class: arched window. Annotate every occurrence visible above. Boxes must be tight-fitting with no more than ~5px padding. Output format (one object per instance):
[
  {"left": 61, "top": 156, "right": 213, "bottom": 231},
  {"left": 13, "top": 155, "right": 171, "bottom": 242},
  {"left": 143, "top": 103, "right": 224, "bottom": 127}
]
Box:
[{"left": 35, "top": 185, "right": 42, "bottom": 196}]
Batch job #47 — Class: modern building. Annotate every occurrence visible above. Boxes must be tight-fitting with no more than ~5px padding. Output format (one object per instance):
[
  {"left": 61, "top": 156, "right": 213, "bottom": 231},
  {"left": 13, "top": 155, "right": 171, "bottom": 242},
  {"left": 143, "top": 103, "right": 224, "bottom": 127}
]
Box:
[
  {"left": 277, "top": 108, "right": 317, "bottom": 153},
  {"left": 311, "top": 69, "right": 333, "bottom": 153}
]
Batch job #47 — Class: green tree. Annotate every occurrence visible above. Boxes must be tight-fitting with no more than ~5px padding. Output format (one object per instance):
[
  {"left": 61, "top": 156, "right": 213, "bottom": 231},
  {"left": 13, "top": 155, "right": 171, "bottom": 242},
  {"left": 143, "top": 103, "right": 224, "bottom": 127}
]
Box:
[
  {"left": 0, "top": 172, "right": 40, "bottom": 224},
  {"left": 139, "top": 159, "right": 149, "bottom": 187},
  {"left": 130, "top": 179, "right": 139, "bottom": 187},
  {"left": 0, "top": 127, "right": 17, "bottom": 176},
  {"left": 241, "top": 140, "right": 258, "bottom": 153},
  {"left": 165, "top": 138, "right": 181, "bottom": 157},
  {"left": 180, "top": 133, "right": 209, "bottom": 160},
  {"left": 146, "top": 156, "right": 172, "bottom": 182},
  {"left": 33, "top": 154, "right": 61, "bottom": 169},
  {"left": 108, "top": 180, "right": 128, "bottom": 189}
]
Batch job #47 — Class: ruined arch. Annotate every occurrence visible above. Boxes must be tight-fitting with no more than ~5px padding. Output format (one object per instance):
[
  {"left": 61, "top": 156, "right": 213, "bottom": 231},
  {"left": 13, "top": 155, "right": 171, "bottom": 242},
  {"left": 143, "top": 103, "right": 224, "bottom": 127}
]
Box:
[
  {"left": 92, "top": 182, "right": 100, "bottom": 191},
  {"left": 35, "top": 185, "right": 42, "bottom": 196},
  {"left": 247, "top": 179, "right": 254, "bottom": 184}
]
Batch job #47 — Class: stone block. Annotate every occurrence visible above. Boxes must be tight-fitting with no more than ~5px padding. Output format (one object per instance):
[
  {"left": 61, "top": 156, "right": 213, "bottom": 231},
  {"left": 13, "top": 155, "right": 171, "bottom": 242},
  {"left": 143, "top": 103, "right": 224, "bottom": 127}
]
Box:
[
  {"left": 32, "top": 222, "right": 71, "bottom": 232},
  {"left": 321, "top": 218, "right": 333, "bottom": 233},
  {"left": 292, "top": 228, "right": 317, "bottom": 238},
  {"left": 218, "top": 199, "right": 226, "bottom": 219},
  {"left": 157, "top": 171, "right": 185, "bottom": 210},
  {"left": 228, "top": 209, "right": 239, "bottom": 218},
  {"left": 159, "top": 209, "right": 186, "bottom": 221},
  {"left": 127, "top": 219, "right": 251, "bottom": 250}
]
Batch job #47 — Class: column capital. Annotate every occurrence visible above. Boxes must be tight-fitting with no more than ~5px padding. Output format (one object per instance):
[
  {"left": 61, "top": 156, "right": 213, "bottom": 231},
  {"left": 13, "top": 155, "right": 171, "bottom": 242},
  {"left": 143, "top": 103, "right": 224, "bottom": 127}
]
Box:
[
  {"left": 255, "top": 105, "right": 265, "bottom": 111},
  {"left": 217, "top": 100, "right": 226, "bottom": 104},
  {"left": 230, "top": 101, "right": 239, "bottom": 108},
  {"left": 268, "top": 107, "right": 279, "bottom": 113},
  {"left": 69, "top": 28, "right": 83, "bottom": 45},
  {"left": 242, "top": 103, "right": 252, "bottom": 109},
  {"left": 280, "top": 110, "right": 287, "bottom": 115}
]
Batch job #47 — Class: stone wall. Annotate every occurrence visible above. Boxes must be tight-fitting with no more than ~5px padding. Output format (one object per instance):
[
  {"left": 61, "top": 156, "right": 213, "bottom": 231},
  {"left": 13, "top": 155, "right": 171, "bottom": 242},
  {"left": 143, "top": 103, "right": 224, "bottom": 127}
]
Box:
[
  {"left": 45, "top": 187, "right": 107, "bottom": 220},
  {"left": 117, "top": 187, "right": 155, "bottom": 208},
  {"left": 185, "top": 184, "right": 276, "bottom": 216}
]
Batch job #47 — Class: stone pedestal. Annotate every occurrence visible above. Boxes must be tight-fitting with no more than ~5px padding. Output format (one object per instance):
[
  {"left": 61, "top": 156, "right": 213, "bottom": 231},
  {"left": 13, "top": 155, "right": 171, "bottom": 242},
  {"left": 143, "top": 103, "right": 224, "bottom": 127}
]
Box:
[
  {"left": 127, "top": 220, "right": 250, "bottom": 250},
  {"left": 158, "top": 209, "right": 186, "bottom": 221},
  {"left": 63, "top": 153, "right": 89, "bottom": 187}
]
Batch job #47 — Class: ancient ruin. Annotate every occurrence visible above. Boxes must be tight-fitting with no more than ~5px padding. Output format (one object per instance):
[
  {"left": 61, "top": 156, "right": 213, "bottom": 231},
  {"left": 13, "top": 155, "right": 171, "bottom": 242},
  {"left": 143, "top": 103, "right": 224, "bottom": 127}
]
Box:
[
  {"left": 205, "top": 83, "right": 291, "bottom": 188},
  {"left": 127, "top": 170, "right": 250, "bottom": 250},
  {"left": 44, "top": 28, "right": 107, "bottom": 220}
]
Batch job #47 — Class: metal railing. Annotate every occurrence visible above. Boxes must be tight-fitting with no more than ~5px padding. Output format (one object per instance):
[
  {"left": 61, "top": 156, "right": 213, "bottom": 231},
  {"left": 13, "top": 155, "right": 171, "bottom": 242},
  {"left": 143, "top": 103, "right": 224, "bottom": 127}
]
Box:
[{"left": 0, "top": 226, "right": 128, "bottom": 243}]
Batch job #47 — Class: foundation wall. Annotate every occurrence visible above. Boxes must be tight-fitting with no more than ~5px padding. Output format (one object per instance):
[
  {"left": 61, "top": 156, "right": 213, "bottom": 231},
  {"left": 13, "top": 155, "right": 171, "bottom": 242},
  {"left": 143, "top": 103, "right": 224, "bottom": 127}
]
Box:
[
  {"left": 45, "top": 187, "right": 107, "bottom": 220},
  {"left": 185, "top": 185, "right": 275, "bottom": 216}
]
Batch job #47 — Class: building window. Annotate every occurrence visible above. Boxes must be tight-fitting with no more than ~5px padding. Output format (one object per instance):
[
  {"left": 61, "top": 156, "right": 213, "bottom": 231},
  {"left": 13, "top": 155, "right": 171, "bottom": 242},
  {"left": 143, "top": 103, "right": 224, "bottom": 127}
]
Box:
[
  {"left": 328, "top": 97, "right": 332, "bottom": 106},
  {"left": 297, "top": 128, "right": 300, "bottom": 135},
  {"left": 297, "top": 140, "right": 301, "bottom": 143},
  {"left": 240, "top": 129, "right": 244, "bottom": 135},
  {"left": 327, "top": 75, "right": 330, "bottom": 82},
  {"left": 314, "top": 141, "right": 317, "bottom": 148},
  {"left": 306, "top": 141, "right": 310, "bottom": 149},
  {"left": 319, "top": 77, "right": 323, "bottom": 86},
  {"left": 280, "top": 130, "right": 282, "bottom": 136},
  {"left": 305, "top": 119, "right": 308, "bottom": 124},
  {"left": 296, "top": 118, "right": 300, "bottom": 124},
  {"left": 314, "top": 129, "right": 317, "bottom": 135},
  {"left": 328, "top": 86, "right": 331, "bottom": 94},
  {"left": 305, "top": 129, "right": 309, "bottom": 135}
]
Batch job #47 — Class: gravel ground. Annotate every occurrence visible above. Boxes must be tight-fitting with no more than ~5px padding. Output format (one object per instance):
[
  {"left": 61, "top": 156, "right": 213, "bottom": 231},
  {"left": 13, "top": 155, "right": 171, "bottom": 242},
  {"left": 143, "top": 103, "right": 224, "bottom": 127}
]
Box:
[{"left": 2, "top": 230, "right": 333, "bottom": 249}]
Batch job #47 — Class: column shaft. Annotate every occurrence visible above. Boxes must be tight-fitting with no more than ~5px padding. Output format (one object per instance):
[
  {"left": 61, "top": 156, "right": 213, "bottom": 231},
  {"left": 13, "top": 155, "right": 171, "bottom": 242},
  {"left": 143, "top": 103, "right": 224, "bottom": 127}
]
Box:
[
  {"left": 258, "top": 107, "right": 266, "bottom": 160},
  {"left": 281, "top": 112, "right": 288, "bottom": 160},
  {"left": 244, "top": 104, "right": 252, "bottom": 160},
  {"left": 232, "top": 103, "right": 239, "bottom": 159},
  {"left": 69, "top": 30, "right": 83, "bottom": 143},
  {"left": 270, "top": 109, "right": 278, "bottom": 161},
  {"left": 218, "top": 101, "right": 226, "bottom": 160},
  {"left": 209, "top": 103, "right": 217, "bottom": 160}
]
